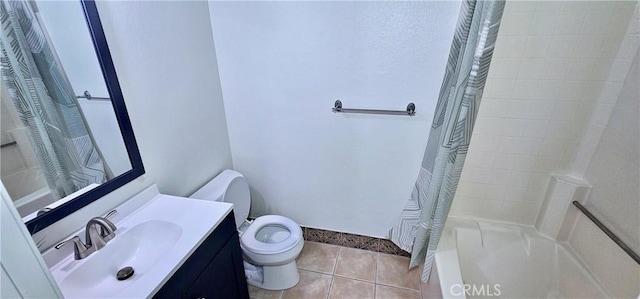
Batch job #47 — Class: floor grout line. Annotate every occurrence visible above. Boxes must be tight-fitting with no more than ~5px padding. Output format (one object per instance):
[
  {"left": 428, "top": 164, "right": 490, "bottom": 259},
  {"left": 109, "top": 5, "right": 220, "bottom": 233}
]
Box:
[
  {"left": 327, "top": 247, "right": 340, "bottom": 299},
  {"left": 373, "top": 251, "right": 378, "bottom": 298},
  {"left": 298, "top": 268, "right": 333, "bottom": 276},
  {"left": 418, "top": 263, "right": 423, "bottom": 299},
  {"left": 326, "top": 275, "right": 334, "bottom": 299},
  {"left": 375, "top": 282, "right": 421, "bottom": 292},
  {"left": 375, "top": 252, "right": 379, "bottom": 284},
  {"left": 333, "top": 246, "right": 340, "bottom": 275},
  {"left": 332, "top": 273, "right": 375, "bottom": 284}
]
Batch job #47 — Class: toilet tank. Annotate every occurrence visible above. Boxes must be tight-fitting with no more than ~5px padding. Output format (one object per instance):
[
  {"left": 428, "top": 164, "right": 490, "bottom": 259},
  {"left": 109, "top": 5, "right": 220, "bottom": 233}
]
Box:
[{"left": 190, "top": 169, "right": 250, "bottom": 228}]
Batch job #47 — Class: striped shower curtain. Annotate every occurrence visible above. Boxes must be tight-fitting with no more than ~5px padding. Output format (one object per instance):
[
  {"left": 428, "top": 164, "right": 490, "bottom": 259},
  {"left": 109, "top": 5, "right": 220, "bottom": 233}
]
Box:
[
  {"left": 0, "top": 1, "right": 109, "bottom": 199},
  {"left": 389, "top": 0, "right": 505, "bottom": 281}
]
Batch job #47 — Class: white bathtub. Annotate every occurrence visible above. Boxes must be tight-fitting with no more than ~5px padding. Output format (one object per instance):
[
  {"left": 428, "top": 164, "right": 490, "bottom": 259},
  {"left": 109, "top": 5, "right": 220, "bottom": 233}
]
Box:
[
  {"left": 14, "top": 187, "right": 55, "bottom": 218},
  {"left": 435, "top": 218, "right": 609, "bottom": 299},
  {"left": 4, "top": 168, "right": 100, "bottom": 221},
  {"left": 19, "top": 183, "right": 101, "bottom": 222},
  {"left": 3, "top": 168, "right": 55, "bottom": 217}
]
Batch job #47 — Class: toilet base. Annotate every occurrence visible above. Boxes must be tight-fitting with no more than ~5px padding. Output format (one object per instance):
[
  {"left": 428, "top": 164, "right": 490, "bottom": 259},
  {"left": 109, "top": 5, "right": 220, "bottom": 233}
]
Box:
[{"left": 246, "top": 260, "right": 300, "bottom": 290}]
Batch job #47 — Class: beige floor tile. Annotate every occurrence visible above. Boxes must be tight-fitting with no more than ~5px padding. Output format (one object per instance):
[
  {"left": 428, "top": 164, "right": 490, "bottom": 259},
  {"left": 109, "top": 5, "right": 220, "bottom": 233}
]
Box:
[
  {"left": 248, "top": 285, "right": 283, "bottom": 299},
  {"left": 334, "top": 247, "right": 377, "bottom": 282},
  {"left": 376, "top": 253, "right": 420, "bottom": 290},
  {"left": 282, "top": 270, "right": 332, "bottom": 299},
  {"left": 375, "top": 285, "right": 420, "bottom": 299},
  {"left": 328, "top": 277, "right": 375, "bottom": 299},
  {"left": 421, "top": 264, "right": 442, "bottom": 299},
  {"left": 422, "top": 286, "right": 443, "bottom": 299},
  {"left": 297, "top": 241, "right": 339, "bottom": 274}
]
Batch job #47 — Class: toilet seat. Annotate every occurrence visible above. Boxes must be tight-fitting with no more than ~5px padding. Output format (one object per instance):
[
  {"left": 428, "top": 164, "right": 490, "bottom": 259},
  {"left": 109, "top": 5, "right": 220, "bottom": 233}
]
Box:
[{"left": 241, "top": 215, "right": 302, "bottom": 255}]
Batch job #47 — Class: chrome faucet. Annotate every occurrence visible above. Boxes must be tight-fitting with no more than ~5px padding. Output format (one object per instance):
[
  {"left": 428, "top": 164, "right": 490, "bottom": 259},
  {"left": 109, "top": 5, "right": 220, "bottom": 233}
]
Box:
[
  {"left": 85, "top": 216, "right": 117, "bottom": 250},
  {"left": 54, "top": 210, "right": 118, "bottom": 260}
]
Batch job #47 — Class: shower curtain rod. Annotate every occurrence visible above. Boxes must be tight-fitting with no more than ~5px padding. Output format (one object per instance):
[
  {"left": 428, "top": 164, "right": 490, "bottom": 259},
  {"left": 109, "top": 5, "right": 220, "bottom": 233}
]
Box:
[
  {"left": 572, "top": 201, "right": 640, "bottom": 264},
  {"left": 0, "top": 141, "right": 17, "bottom": 148},
  {"left": 76, "top": 90, "right": 110, "bottom": 101}
]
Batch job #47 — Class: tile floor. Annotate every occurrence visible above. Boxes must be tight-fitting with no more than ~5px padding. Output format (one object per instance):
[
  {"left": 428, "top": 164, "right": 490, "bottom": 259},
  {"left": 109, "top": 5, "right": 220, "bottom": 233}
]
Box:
[{"left": 248, "top": 242, "right": 443, "bottom": 299}]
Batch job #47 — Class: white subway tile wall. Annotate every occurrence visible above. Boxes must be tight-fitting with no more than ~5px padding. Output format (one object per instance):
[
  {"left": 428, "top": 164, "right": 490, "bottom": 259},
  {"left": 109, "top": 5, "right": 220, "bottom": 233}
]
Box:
[
  {"left": 571, "top": 3, "right": 640, "bottom": 176},
  {"left": 568, "top": 38, "right": 640, "bottom": 298},
  {"left": 451, "top": 1, "right": 639, "bottom": 224}
]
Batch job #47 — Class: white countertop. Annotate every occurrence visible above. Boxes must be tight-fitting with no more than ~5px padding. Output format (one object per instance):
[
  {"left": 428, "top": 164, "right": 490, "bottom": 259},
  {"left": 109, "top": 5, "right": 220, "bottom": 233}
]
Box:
[{"left": 45, "top": 191, "right": 233, "bottom": 298}]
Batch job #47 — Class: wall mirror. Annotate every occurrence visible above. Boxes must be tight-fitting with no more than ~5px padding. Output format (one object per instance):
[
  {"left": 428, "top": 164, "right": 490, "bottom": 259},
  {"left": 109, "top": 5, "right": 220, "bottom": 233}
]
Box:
[{"left": 0, "top": 0, "right": 144, "bottom": 233}]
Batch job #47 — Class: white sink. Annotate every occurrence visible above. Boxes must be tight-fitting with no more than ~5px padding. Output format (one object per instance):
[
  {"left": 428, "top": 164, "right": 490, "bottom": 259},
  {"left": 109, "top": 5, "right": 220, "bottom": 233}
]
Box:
[
  {"left": 47, "top": 192, "right": 233, "bottom": 298},
  {"left": 59, "top": 220, "right": 182, "bottom": 298}
]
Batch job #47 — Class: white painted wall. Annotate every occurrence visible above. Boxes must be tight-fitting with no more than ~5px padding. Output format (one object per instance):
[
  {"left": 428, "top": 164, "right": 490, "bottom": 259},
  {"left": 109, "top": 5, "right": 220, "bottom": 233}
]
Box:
[
  {"left": 451, "top": 1, "right": 637, "bottom": 224},
  {"left": 583, "top": 49, "right": 639, "bottom": 254},
  {"left": 37, "top": 1, "right": 130, "bottom": 176},
  {"left": 32, "top": 1, "right": 233, "bottom": 250},
  {"left": 209, "top": 1, "right": 461, "bottom": 237}
]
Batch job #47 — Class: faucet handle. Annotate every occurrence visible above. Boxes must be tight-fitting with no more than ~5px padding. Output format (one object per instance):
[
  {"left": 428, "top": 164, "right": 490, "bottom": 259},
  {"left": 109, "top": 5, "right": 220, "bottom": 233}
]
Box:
[
  {"left": 55, "top": 236, "right": 91, "bottom": 260},
  {"left": 104, "top": 209, "right": 117, "bottom": 219},
  {"left": 99, "top": 224, "right": 116, "bottom": 242},
  {"left": 96, "top": 210, "right": 118, "bottom": 238}
]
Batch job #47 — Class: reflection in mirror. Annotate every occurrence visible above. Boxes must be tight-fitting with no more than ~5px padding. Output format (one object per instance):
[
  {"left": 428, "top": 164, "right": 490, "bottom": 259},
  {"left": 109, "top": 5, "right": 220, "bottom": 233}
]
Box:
[{"left": 0, "top": 1, "right": 132, "bottom": 222}]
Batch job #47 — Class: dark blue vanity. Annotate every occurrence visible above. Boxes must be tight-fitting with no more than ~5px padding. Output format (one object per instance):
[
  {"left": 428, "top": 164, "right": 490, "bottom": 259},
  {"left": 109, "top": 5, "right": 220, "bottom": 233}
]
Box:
[{"left": 155, "top": 212, "right": 250, "bottom": 299}]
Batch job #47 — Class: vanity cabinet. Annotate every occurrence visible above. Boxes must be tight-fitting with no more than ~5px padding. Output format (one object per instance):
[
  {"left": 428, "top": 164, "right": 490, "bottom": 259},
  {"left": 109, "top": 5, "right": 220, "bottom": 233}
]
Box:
[{"left": 154, "top": 212, "right": 249, "bottom": 299}]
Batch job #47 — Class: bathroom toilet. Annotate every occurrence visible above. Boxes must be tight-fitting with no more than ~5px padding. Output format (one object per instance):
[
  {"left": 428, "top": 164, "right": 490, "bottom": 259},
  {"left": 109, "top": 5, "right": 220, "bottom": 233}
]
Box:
[{"left": 190, "top": 169, "right": 304, "bottom": 290}]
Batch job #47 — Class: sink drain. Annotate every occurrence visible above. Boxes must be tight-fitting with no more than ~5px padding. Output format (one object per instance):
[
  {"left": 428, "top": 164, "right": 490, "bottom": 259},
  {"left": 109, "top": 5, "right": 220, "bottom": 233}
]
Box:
[{"left": 116, "top": 266, "right": 135, "bottom": 281}]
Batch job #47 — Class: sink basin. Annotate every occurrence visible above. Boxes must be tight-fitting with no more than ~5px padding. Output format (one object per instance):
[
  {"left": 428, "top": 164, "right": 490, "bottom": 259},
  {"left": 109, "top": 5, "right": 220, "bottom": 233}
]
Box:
[{"left": 58, "top": 220, "right": 182, "bottom": 298}]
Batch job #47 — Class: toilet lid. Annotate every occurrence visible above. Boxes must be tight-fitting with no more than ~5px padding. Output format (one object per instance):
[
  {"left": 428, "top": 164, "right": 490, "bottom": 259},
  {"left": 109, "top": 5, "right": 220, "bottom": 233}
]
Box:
[
  {"left": 223, "top": 175, "right": 251, "bottom": 228},
  {"left": 241, "top": 215, "right": 302, "bottom": 255}
]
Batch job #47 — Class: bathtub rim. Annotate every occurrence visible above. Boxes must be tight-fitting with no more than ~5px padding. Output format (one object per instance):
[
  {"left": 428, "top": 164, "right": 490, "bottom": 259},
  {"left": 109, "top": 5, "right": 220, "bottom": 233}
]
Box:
[
  {"left": 19, "top": 184, "right": 100, "bottom": 222},
  {"left": 13, "top": 187, "right": 52, "bottom": 217}
]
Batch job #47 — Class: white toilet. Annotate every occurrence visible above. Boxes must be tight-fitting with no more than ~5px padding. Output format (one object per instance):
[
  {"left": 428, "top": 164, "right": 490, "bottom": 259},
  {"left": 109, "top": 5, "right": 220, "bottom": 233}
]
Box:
[{"left": 190, "top": 169, "right": 304, "bottom": 290}]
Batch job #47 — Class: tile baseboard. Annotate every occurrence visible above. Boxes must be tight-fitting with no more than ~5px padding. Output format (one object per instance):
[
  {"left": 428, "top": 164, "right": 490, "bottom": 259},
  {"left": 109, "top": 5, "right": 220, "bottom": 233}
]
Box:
[{"left": 302, "top": 227, "right": 410, "bottom": 257}]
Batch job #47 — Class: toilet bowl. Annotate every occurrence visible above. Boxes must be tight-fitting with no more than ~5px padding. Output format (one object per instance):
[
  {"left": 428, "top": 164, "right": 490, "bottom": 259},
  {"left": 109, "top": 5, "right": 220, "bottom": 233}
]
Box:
[{"left": 190, "top": 170, "right": 304, "bottom": 290}]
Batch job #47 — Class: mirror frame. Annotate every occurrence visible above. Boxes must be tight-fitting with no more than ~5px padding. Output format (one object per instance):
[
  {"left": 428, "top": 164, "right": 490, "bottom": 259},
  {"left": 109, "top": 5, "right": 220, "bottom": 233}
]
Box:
[{"left": 25, "top": 0, "right": 145, "bottom": 234}]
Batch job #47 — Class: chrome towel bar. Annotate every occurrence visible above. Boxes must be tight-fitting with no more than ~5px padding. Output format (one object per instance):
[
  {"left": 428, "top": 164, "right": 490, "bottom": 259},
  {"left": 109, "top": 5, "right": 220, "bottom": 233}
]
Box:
[
  {"left": 332, "top": 100, "right": 416, "bottom": 116},
  {"left": 77, "top": 90, "right": 110, "bottom": 101},
  {"left": 572, "top": 201, "right": 640, "bottom": 264}
]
